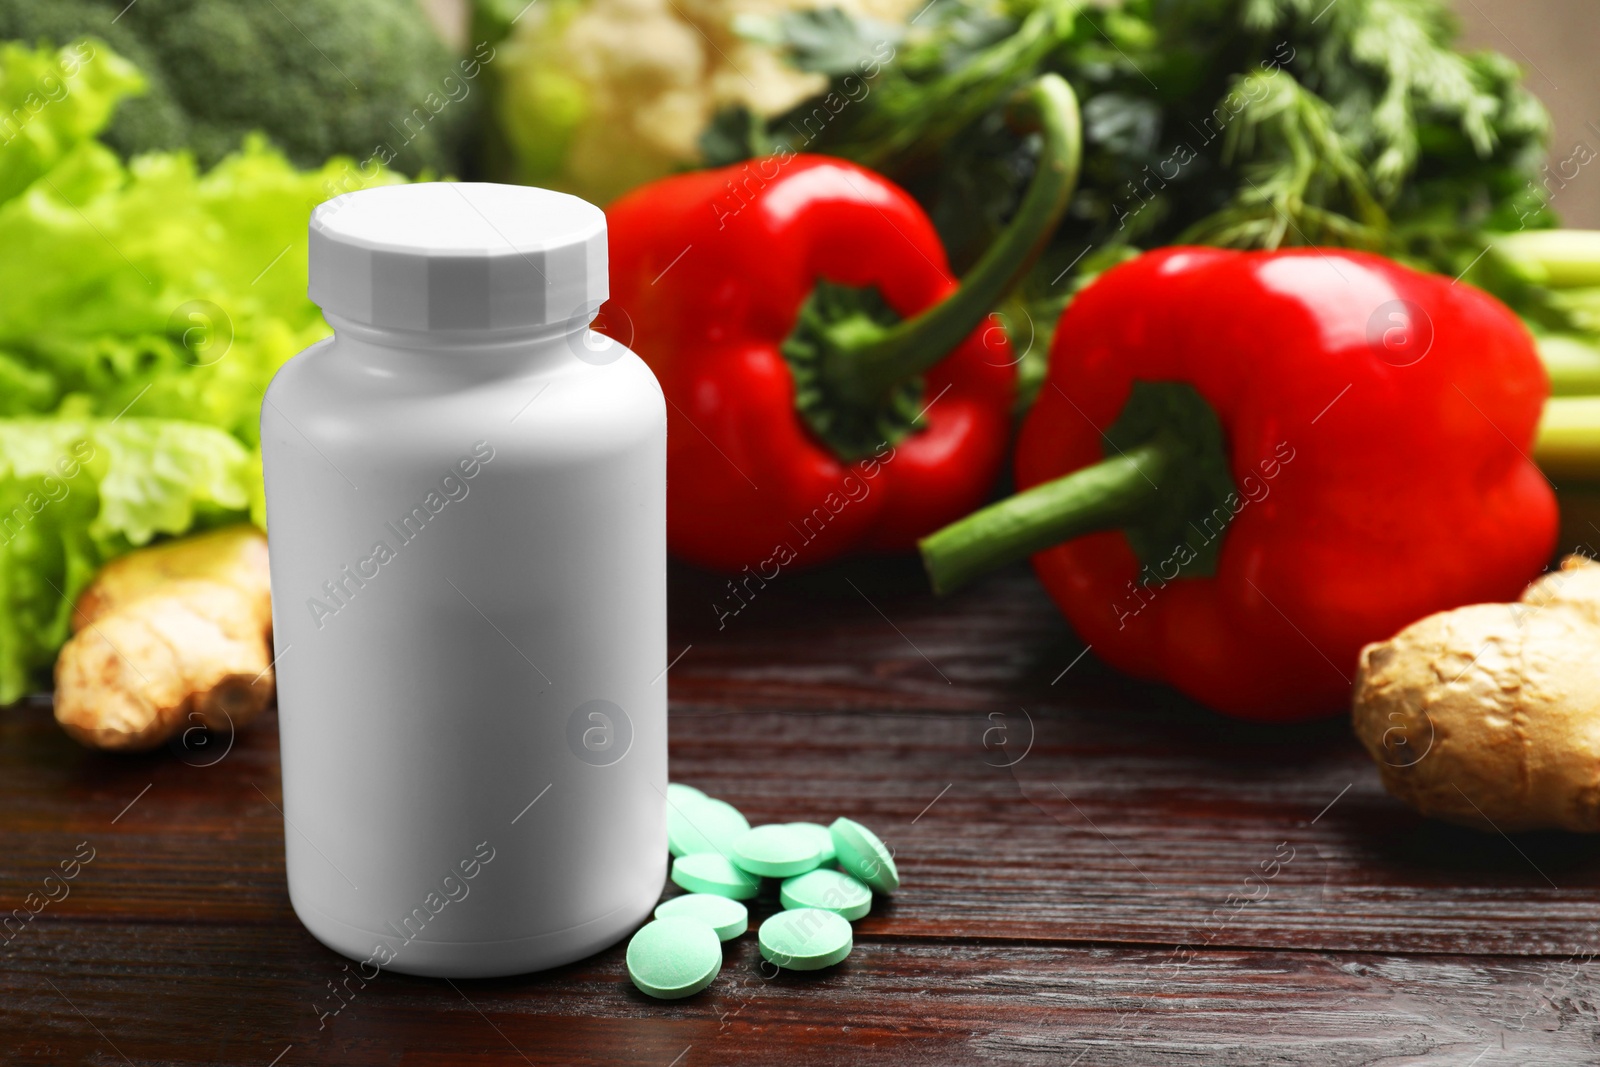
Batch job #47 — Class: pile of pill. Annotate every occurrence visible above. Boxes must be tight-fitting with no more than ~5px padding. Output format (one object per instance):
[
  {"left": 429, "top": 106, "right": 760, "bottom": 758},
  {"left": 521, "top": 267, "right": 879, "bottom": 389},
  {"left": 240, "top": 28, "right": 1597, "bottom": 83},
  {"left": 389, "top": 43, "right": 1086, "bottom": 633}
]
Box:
[{"left": 626, "top": 782, "right": 900, "bottom": 1000}]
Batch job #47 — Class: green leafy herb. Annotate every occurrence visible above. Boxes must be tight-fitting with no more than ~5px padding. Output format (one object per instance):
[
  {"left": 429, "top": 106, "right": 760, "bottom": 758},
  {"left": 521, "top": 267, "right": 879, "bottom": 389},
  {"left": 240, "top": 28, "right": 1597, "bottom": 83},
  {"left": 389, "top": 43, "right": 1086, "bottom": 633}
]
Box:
[{"left": 761, "top": 8, "right": 907, "bottom": 76}]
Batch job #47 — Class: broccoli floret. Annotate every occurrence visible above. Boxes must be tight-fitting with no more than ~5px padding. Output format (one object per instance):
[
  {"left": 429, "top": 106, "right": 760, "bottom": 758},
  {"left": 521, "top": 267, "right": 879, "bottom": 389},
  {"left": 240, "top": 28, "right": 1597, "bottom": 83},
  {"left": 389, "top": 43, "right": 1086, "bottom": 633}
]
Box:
[{"left": 0, "top": 0, "right": 472, "bottom": 175}]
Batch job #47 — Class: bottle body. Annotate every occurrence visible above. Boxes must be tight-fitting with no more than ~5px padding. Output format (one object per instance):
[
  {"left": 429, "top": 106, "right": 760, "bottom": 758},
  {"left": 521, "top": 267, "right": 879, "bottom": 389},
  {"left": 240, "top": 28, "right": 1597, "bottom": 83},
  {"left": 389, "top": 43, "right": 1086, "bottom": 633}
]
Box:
[{"left": 261, "top": 322, "right": 666, "bottom": 977}]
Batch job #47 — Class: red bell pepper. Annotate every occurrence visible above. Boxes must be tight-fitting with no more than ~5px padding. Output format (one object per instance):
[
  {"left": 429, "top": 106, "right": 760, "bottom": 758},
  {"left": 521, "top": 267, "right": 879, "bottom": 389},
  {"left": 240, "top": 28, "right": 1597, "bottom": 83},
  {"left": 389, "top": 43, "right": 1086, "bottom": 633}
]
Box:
[
  {"left": 602, "top": 76, "right": 1081, "bottom": 573},
  {"left": 920, "top": 247, "right": 1557, "bottom": 721}
]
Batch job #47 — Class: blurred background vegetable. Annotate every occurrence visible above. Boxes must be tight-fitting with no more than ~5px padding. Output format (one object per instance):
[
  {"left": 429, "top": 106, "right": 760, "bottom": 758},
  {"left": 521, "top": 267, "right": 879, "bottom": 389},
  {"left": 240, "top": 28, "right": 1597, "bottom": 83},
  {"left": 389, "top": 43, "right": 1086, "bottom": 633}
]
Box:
[
  {"left": 0, "top": 0, "right": 472, "bottom": 174},
  {"left": 0, "top": 39, "right": 403, "bottom": 703},
  {"left": 471, "top": 0, "right": 916, "bottom": 204}
]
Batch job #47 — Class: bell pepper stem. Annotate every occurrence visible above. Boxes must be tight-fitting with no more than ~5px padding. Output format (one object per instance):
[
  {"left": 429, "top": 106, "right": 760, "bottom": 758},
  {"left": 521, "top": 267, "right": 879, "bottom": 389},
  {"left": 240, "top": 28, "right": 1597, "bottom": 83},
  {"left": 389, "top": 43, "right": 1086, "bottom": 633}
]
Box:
[
  {"left": 822, "top": 73, "right": 1083, "bottom": 405},
  {"left": 919, "top": 438, "right": 1172, "bottom": 595}
]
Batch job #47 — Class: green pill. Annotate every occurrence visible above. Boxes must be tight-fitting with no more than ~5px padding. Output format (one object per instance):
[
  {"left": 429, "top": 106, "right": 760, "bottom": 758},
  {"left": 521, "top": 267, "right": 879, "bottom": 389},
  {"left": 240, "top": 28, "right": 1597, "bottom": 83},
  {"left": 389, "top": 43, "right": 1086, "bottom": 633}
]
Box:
[
  {"left": 731, "top": 824, "right": 823, "bottom": 878},
  {"left": 780, "top": 868, "right": 872, "bottom": 921},
  {"left": 786, "top": 822, "right": 837, "bottom": 866},
  {"left": 667, "top": 794, "right": 749, "bottom": 857},
  {"left": 655, "top": 893, "right": 749, "bottom": 941},
  {"left": 758, "top": 908, "right": 853, "bottom": 971},
  {"left": 671, "top": 852, "right": 760, "bottom": 900},
  {"left": 626, "top": 917, "right": 722, "bottom": 999},
  {"left": 829, "top": 816, "right": 899, "bottom": 894}
]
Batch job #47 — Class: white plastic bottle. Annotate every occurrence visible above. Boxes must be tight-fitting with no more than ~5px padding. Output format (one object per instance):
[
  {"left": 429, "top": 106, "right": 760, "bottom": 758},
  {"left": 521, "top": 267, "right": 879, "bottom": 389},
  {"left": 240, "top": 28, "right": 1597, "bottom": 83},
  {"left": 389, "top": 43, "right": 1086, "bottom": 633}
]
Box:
[{"left": 260, "top": 182, "right": 666, "bottom": 978}]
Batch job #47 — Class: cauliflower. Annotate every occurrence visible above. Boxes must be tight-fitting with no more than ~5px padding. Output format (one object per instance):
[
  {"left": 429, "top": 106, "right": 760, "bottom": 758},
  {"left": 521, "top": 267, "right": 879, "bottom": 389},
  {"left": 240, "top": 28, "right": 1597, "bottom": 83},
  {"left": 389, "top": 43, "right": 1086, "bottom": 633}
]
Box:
[{"left": 492, "top": 0, "right": 918, "bottom": 205}]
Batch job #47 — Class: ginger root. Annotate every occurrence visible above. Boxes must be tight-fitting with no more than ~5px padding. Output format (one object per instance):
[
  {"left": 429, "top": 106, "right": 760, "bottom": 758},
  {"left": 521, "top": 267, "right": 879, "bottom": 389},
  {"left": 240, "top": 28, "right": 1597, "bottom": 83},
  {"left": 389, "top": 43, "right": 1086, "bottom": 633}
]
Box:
[
  {"left": 53, "top": 524, "right": 276, "bottom": 751},
  {"left": 1352, "top": 555, "right": 1600, "bottom": 832}
]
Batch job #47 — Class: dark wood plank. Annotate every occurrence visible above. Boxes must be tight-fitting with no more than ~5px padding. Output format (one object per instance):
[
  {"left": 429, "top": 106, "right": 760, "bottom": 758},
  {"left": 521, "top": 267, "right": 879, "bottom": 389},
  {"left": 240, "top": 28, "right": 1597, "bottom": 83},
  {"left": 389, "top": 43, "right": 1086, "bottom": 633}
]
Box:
[{"left": 4, "top": 920, "right": 1598, "bottom": 1065}]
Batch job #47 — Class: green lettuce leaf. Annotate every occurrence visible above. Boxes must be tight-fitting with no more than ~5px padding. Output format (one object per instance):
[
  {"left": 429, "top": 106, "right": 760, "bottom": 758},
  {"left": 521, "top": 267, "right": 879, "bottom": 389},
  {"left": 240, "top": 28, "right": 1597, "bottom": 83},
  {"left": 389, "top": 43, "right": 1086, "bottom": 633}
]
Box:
[
  {"left": 0, "top": 418, "right": 253, "bottom": 702},
  {"left": 0, "top": 37, "right": 144, "bottom": 203},
  {"left": 0, "top": 37, "right": 406, "bottom": 700}
]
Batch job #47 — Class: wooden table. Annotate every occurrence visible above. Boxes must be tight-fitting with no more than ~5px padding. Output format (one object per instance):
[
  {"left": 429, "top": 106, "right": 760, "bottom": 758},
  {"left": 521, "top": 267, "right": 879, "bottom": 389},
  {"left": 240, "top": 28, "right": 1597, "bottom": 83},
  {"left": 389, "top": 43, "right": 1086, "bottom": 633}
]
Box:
[{"left": 4, "top": 558, "right": 1597, "bottom": 1065}]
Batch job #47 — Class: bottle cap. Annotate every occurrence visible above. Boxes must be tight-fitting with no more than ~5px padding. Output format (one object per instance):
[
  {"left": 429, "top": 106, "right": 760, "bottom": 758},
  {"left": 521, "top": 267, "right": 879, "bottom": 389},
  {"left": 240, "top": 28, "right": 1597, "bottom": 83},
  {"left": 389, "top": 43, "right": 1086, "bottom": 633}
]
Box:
[{"left": 308, "top": 182, "right": 607, "bottom": 332}]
